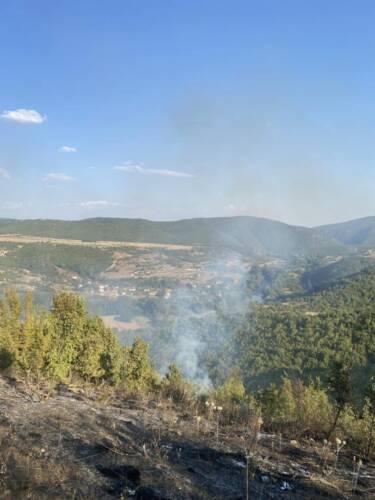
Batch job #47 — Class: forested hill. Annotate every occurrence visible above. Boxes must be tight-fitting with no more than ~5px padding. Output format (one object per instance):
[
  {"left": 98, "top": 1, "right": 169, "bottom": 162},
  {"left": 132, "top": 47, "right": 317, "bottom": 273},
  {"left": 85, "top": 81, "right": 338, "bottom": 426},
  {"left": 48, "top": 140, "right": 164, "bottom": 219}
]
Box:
[
  {"left": 0, "top": 216, "right": 348, "bottom": 258},
  {"left": 235, "top": 267, "right": 375, "bottom": 390},
  {"left": 316, "top": 216, "right": 375, "bottom": 247}
]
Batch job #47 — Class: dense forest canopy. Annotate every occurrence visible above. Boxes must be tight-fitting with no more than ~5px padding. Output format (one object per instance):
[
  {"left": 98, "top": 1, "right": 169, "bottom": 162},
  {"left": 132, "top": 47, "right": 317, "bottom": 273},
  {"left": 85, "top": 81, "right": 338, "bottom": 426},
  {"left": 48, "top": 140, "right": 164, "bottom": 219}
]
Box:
[{"left": 234, "top": 267, "right": 375, "bottom": 391}]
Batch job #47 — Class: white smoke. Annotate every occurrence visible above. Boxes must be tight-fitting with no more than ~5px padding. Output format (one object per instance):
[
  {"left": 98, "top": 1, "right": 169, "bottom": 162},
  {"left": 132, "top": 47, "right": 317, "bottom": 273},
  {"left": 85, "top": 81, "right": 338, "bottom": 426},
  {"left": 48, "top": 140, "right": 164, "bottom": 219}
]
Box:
[{"left": 153, "top": 249, "right": 252, "bottom": 386}]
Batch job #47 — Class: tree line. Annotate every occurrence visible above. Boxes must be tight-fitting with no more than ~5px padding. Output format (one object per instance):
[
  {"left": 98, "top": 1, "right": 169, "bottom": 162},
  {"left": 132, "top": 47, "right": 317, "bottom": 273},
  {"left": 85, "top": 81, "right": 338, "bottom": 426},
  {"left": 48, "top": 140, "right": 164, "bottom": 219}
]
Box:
[{"left": 0, "top": 290, "right": 156, "bottom": 389}]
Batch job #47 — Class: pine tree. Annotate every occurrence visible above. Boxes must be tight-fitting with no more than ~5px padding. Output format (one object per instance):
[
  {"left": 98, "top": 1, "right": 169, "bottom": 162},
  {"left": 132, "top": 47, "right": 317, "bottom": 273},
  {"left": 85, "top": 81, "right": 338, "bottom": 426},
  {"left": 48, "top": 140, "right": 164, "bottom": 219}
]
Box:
[
  {"left": 76, "top": 316, "right": 106, "bottom": 381},
  {"left": 21, "top": 312, "right": 52, "bottom": 378},
  {"left": 327, "top": 359, "right": 352, "bottom": 439},
  {"left": 122, "top": 338, "right": 155, "bottom": 390},
  {"left": 49, "top": 293, "right": 86, "bottom": 380},
  {"left": 365, "top": 376, "right": 375, "bottom": 458},
  {"left": 99, "top": 323, "right": 122, "bottom": 385}
]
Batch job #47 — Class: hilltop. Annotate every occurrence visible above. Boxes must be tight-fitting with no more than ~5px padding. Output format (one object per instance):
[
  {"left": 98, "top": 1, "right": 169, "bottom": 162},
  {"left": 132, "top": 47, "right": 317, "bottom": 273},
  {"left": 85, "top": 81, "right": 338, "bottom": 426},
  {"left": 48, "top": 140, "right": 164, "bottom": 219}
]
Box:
[
  {"left": 0, "top": 273, "right": 374, "bottom": 499},
  {"left": 316, "top": 216, "right": 375, "bottom": 248},
  {"left": 1, "top": 376, "right": 373, "bottom": 499}
]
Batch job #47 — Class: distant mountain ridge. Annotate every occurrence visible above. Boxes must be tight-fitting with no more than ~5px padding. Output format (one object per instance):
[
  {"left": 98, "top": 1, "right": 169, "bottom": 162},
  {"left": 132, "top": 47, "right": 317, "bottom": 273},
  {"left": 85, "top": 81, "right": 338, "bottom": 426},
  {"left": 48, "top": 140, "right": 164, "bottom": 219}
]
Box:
[
  {"left": 0, "top": 215, "right": 373, "bottom": 258},
  {"left": 316, "top": 216, "right": 375, "bottom": 247}
]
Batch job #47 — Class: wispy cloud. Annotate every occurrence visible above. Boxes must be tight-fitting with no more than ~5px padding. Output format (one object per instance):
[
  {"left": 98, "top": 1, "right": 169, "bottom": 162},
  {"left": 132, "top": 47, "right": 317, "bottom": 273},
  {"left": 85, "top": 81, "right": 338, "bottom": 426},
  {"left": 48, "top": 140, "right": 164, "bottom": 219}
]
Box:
[
  {"left": 59, "top": 145, "right": 77, "bottom": 153},
  {"left": 114, "top": 161, "right": 194, "bottom": 178},
  {"left": 1, "top": 108, "right": 46, "bottom": 124},
  {"left": 43, "top": 172, "right": 76, "bottom": 183},
  {"left": 79, "top": 200, "right": 120, "bottom": 209},
  {"left": 0, "top": 168, "right": 10, "bottom": 179},
  {"left": 0, "top": 201, "right": 24, "bottom": 210}
]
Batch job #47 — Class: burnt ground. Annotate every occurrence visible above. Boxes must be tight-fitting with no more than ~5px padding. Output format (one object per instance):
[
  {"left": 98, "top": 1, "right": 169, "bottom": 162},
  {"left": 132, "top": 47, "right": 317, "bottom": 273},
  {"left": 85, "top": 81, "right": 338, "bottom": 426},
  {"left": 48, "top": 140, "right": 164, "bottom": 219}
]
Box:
[{"left": 0, "top": 376, "right": 374, "bottom": 499}]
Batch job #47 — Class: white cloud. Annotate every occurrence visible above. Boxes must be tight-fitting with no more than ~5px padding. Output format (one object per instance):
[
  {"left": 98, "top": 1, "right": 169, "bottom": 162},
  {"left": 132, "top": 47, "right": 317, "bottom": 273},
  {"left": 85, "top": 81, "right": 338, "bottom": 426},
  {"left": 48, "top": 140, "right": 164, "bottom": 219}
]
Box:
[
  {"left": 43, "top": 172, "right": 76, "bottom": 182},
  {"left": 0, "top": 201, "right": 23, "bottom": 210},
  {"left": 147, "top": 168, "right": 194, "bottom": 178},
  {"left": 59, "top": 145, "right": 77, "bottom": 153},
  {"left": 0, "top": 168, "right": 10, "bottom": 179},
  {"left": 79, "top": 200, "right": 120, "bottom": 209},
  {"left": 114, "top": 161, "right": 194, "bottom": 178},
  {"left": 1, "top": 108, "right": 46, "bottom": 124}
]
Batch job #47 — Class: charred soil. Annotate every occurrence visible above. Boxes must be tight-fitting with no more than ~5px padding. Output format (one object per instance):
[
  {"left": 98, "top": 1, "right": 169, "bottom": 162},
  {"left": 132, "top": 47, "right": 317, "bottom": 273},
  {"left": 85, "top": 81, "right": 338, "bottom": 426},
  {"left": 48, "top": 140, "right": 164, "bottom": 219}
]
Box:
[{"left": 0, "top": 376, "right": 373, "bottom": 499}]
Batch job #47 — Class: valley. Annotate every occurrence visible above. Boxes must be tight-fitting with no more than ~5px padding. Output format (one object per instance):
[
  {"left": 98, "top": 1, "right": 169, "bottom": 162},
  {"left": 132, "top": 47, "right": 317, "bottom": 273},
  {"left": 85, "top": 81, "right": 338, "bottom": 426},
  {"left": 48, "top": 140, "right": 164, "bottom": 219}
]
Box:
[
  {"left": 0, "top": 216, "right": 374, "bottom": 498},
  {"left": 0, "top": 215, "right": 374, "bottom": 384}
]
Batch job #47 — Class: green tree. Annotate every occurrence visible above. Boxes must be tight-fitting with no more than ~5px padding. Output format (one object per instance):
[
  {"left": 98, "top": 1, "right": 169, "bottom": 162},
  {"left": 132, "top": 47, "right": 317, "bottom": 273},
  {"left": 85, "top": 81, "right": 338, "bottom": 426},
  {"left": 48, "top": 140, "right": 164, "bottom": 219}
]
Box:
[
  {"left": 48, "top": 293, "right": 86, "bottom": 380},
  {"left": 122, "top": 338, "right": 156, "bottom": 391},
  {"left": 99, "top": 323, "right": 122, "bottom": 385},
  {"left": 327, "top": 359, "right": 352, "bottom": 439},
  {"left": 364, "top": 376, "right": 375, "bottom": 458},
  {"left": 76, "top": 316, "right": 106, "bottom": 381},
  {"left": 20, "top": 311, "right": 52, "bottom": 378},
  {"left": 214, "top": 369, "right": 246, "bottom": 406},
  {"left": 162, "top": 363, "right": 193, "bottom": 404}
]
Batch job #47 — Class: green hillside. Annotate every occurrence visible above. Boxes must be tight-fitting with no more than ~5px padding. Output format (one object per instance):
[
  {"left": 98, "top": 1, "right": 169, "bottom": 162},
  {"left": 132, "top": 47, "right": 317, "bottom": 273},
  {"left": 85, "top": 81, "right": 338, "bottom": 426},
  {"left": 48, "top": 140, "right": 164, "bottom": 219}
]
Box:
[
  {"left": 0, "top": 216, "right": 347, "bottom": 258},
  {"left": 0, "top": 243, "right": 112, "bottom": 279},
  {"left": 316, "top": 216, "right": 375, "bottom": 247},
  {"left": 235, "top": 267, "right": 375, "bottom": 390},
  {"left": 301, "top": 255, "right": 375, "bottom": 291}
]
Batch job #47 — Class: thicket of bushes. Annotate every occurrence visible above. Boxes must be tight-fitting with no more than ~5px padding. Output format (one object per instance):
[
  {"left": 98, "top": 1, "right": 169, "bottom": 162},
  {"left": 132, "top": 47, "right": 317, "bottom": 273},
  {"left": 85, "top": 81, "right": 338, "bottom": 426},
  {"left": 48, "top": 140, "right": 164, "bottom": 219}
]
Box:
[{"left": 211, "top": 370, "right": 375, "bottom": 458}]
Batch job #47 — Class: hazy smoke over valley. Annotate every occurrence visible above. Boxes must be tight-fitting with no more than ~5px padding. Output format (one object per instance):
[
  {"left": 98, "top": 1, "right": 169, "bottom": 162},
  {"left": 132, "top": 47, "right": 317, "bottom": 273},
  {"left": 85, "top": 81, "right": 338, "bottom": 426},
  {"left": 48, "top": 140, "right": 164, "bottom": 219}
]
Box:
[{"left": 143, "top": 252, "right": 253, "bottom": 386}]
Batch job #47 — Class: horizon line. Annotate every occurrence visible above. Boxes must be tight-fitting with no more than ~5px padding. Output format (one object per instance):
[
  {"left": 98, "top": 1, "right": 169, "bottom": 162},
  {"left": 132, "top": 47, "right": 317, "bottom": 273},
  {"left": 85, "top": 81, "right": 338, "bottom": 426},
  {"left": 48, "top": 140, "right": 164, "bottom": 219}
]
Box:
[{"left": 0, "top": 213, "right": 373, "bottom": 229}]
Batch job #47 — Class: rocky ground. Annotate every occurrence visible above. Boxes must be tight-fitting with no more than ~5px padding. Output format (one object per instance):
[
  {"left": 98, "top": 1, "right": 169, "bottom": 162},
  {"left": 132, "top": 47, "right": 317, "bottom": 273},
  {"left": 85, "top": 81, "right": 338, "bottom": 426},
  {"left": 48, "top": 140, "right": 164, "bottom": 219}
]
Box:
[{"left": 0, "top": 376, "right": 374, "bottom": 499}]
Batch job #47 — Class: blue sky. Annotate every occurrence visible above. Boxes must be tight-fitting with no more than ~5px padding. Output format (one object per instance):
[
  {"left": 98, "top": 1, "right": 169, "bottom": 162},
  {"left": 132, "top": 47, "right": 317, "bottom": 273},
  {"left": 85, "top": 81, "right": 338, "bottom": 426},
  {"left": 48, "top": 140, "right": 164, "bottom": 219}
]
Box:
[{"left": 0, "top": 0, "right": 375, "bottom": 226}]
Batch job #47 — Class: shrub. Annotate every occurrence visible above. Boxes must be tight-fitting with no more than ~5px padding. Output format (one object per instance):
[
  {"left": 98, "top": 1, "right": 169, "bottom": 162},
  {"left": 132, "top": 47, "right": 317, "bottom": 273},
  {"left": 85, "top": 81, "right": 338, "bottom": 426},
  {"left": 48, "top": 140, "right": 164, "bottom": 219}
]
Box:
[
  {"left": 161, "top": 363, "right": 194, "bottom": 406},
  {"left": 213, "top": 370, "right": 260, "bottom": 424},
  {"left": 259, "top": 378, "right": 333, "bottom": 435}
]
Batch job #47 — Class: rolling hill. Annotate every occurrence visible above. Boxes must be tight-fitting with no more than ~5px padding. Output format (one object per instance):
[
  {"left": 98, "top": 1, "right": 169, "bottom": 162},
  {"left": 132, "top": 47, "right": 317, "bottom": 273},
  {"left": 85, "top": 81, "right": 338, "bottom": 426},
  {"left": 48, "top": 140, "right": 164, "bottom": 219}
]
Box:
[
  {"left": 316, "top": 216, "right": 375, "bottom": 247},
  {"left": 0, "top": 216, "right": 348, "bottom": 258}
]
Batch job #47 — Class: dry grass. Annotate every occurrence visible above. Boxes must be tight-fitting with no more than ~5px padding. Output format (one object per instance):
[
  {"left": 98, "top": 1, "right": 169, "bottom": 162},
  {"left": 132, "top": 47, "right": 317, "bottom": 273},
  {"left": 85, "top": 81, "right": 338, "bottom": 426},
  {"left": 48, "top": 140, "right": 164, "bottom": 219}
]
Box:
[
  {"left": 0, "top": 376, "right": 373, "bottom": 499},
  {"left": 0, "top": 234, "right": 193, "bottom": 251}
]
